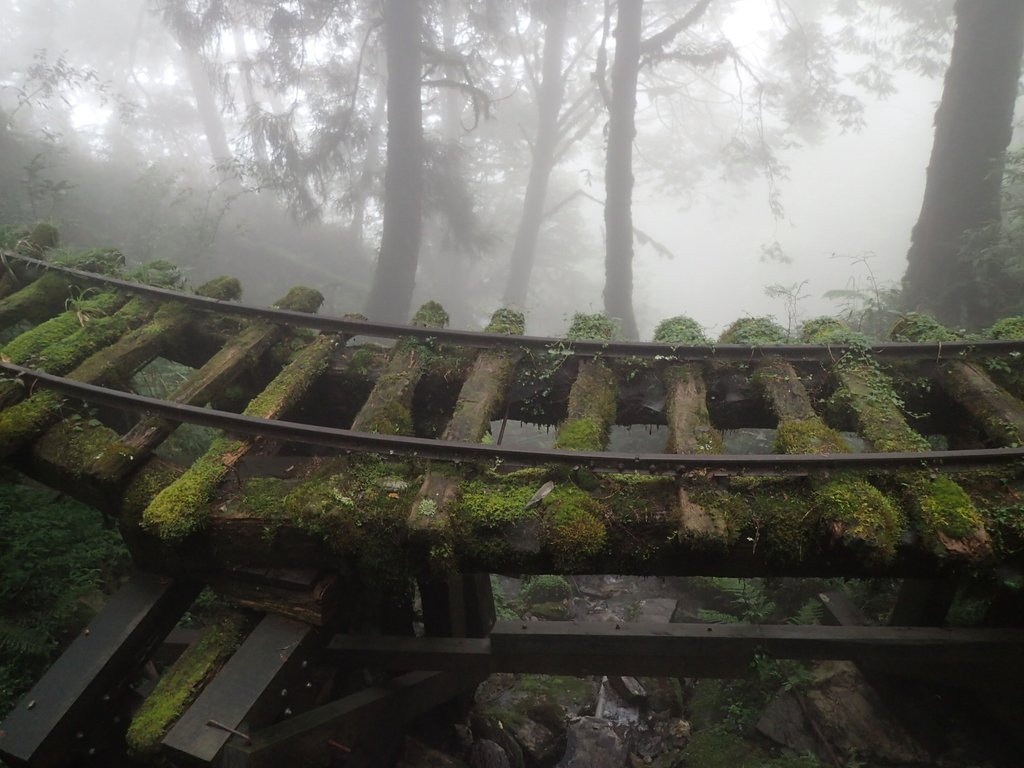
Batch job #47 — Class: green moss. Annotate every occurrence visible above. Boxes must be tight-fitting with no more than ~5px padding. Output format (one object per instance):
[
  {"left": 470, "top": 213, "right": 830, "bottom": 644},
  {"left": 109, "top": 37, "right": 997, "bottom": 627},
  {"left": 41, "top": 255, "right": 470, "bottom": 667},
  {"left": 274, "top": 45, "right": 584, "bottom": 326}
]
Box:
[
  {"left": 412, "top": 301, "right": 449, "bottom": 328},
  {"left": 243, "top": 334, "right": 336, "bottom": 418},
  {"left": 459, "top": 481, "right": 539, "bottom": 528},
  {"left": 542, "top": 486, "right": 607, "bottom": 570},
  {"left": 800, "top": 318, "right": 873, "bottom": 347},
  {"left": 125, "top": 613, "right": 248, "bottom": 756},
  {"left": 121, "top": 461, "right": 182, "bottom": 525},
  {"left": 359, "top": 397, "right": 414, "bottom": 435},
  {"left": 719, "top": 317, "right": 788, "bottom": 345},
  {"left": 653, "top": 315, "right": 710, "bottom": 345},
  {"left": 829, "top": 369, "right": 929, "bottom": 453},
  {"left": 0, "top": 291, "right": 125, "bottom": 365},
  {"left": 520, "top": 575, "right": 573, "bottom": 605},
  {"left": 890, "top": 312, "right": 959, "bottom": 342},
  {"left": 676, "top": 725, "right": 764, "bottom": 768},
  {"left": 553, "top": 417, "right": 604, "bottom": 451},
  {"left": 52, "top": 248, "right": 125, "bottom": 274},
  {"left": 31, "top": 416, "right": 123, "bottom": 477},
  {"left": 566, "top": 312, "right": 616, "bottom": 342},
  {"left": 485, "top": 308, "right": 526, "bottom": 335},
  {"left": 774, "top": 418, "right": 848, "bottom": 454},
  {"left": 914, "top": 474, "right": 984, "bottom": 541},
  {"left": 273, "top": 286, "right": 324, "bottom": 314},
  {"left": 987, "top": 316, "right": 1024, "bottom": 340},
  {"left": 238, "top": 477, "right": 291, "bottom": 518},
  {"left": 195, "top": 277, "right": 242, "bottom": 301},
  {"left": 125, "top": 260, "right": 183, "bottom": 288},
  {"left": 141, "top": 438, "right": 243, "bottom": 541},
  {"left": 0, "top": 390, "right": 63, "bottom": 458},
  {"left": 26, "top": 222, "right": 60, "bottom": 251},
  {"left": 813, "top": 476, "right": 904, "bottom": 561}
]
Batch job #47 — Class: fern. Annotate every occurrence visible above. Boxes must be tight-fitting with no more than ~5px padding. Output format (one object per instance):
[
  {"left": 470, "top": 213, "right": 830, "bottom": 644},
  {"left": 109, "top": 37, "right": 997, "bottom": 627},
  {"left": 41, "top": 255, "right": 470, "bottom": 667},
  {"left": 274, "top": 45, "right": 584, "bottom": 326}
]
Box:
[
  {"left": 787, "top": 598, "right": 824, "bottom": 626},
  {"left": 0, "top": 620, "right": 50, "bottom": 658}
]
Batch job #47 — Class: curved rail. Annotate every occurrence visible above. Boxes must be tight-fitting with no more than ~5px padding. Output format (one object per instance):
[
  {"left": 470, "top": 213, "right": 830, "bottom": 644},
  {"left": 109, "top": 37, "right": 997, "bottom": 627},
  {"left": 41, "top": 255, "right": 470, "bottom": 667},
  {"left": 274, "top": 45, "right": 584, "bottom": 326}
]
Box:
[
  {"left": 5, "top": 252, "right": 1024, "bottom": 361},
  {"left": 4, "top": 361, "right": 1023, "bottom": 475}
]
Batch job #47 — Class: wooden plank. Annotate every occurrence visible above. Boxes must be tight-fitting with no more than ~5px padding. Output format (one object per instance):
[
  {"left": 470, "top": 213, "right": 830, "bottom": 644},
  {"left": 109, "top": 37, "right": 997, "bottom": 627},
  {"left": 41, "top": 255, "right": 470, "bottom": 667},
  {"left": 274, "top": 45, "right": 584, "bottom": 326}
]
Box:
[
  {"left": 325, "top": 622, "right": 1024, "bottom": 680},
  {"left": 162, "top": 614, "right": 315, "bottom": 764},
  {"left": 0, "top": 573, "right": 196, "bottom": 768},
  {"left": 221, "top": 671, "right": 475, "bottom": 768}
]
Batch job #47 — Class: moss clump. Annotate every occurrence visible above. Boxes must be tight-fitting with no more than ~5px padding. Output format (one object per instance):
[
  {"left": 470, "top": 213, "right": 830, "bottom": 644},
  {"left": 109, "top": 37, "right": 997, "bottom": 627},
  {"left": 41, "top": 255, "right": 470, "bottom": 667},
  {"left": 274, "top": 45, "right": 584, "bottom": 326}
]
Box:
[
  {"left": 237, "top": 477, "right": 291, "bottom": 518},
  {"left": 889, "top": 312, "right": 959, "bottom": 342},
  {"left": 774, "top": 419, "right": 848, "bottom": 454},
  {"left": 0, "top": 291, "right": 125, "bottom": 365},
  {"left": 987, "top": 316, "right": 1024, "bottom": 340},
  {"left": 719, "top": 316, "right": 788, "bottom": 345},
  {"left": 273, "top": 286, "right": 324, "bottom": 314},
  {"left": 653, "top": 315, "right": 709, "bottom": 345},
  {"left": 814, "top": 477, "right": 904, "bottom": 562},
  {"left": 52, "top": 248, "right": 125, "bottom": 274},
  {"left": 31, "top": 415, "right": 123, "bottom": 479},
  {"left": 566, "top": 313, "right": 616, "bottom": 342},
  {"left": 243, "top": 334, "right": 336, "bottom": 418},
  {"left": 542, "top": 486, "right": 606, "bottom": 570},
  {"left": 122, "top": 461, "right": 183, "bottom": 525},
  {"left": 25, "top": 222, "right": 60, "bottom": 252},
  {"left": 914, "top": 474, "right": 984, "bottom": 541},
  {"left": 412, "top": 301, "right": 449, "bottom": 328},
  {"left": 676, "top": 725, "right": 763, "bottom": 768},
  {"left": 195, "top": 277, "right": 242, "bottom": 301},
  {"left": 141, "top": 438, "right": 243, "bottom": 541},
  {"left": 125, "top": 613, "right": 248, "bottom": 756},
  {"left": 459, "top": 481, "right": 538, "bottom": 528},
  {"left": 359, "top": 397, "right": 414, "bottom": 435},
  {"left": 520, "top": 575, "right": 573, "bottom": 605},
  {"left": 800, "top": 318, "right": 873, "bottom": 348},
  {"left": 0, "top": 390, "right": 64, "bottom": 458},
  {"left": 125, "top": 260, "right": 183, "bottom": 288},
  {"left": 553, "top": 417, "right": 605, "bottom": 451},
  {"left": 828, "top": 369, "right": 929, "bottom": 453},
  {"left": 485, "top": 308, "right": 526, "bottom": 336}
]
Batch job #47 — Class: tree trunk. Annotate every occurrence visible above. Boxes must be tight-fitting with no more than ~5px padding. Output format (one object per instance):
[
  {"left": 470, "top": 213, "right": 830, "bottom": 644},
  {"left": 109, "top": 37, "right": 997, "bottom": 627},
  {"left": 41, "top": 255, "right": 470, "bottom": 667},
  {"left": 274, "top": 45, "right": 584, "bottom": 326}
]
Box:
[
  {"left": 180, "top": 43, "right": 236, "bottom": 185},
  {"left": 365, "top": 0, "right": 424, "bottom": 323},
  {"left": 903, "top": 0, "right": 1024, "bottom": 327},
  {"left": 502, "top": 0, "right": 570, "bottom": 309},
  {"left": 604, "top": 0, "right": 642, "bottom": 340}
]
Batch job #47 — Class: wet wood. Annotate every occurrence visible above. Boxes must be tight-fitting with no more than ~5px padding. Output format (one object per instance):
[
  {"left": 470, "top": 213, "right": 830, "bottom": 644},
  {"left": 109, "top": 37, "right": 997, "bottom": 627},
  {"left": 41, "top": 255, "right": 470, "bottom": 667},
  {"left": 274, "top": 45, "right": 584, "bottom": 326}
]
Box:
[
  {"left": 0, "top": 573, "right": 198, "bottom": 768},
  {"left": 88, "top": 289, "right": 326, "bottom": 485},
  {"left": 207, "top": 571, "right": 340, "bottom": 626},
  {"left": 554, "top": 358, "right": 617, "bottom": 450},
  {"left": 0, "top": 272, "right": 72, "bottom": 330},
  {"left": 936, "top": 360, "right": 1024, "bottom": 446},
  {"left": 755, "top": 358, "right": 817, "bottom": 421}
]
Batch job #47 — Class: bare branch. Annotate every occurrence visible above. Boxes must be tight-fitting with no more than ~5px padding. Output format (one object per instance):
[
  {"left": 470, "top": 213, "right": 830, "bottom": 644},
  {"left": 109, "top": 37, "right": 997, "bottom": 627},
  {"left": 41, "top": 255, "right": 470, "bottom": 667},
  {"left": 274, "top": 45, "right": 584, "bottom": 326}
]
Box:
[{"left": 640, "top": 0, "right": 715, "bottom": 56}]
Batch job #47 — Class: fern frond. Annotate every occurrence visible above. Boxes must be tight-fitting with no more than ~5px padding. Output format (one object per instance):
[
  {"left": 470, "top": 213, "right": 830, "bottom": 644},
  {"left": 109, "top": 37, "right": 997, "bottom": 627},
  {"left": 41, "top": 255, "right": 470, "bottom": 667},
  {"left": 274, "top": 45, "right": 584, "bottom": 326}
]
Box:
[{"left": 0, "top": 620, "right": 49, "bottom": 657}]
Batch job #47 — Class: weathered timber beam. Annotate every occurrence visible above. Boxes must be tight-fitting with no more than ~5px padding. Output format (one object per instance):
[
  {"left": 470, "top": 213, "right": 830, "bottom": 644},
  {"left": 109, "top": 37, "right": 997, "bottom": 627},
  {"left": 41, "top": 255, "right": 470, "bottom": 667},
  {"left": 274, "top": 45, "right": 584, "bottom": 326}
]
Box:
[
  {"left": 204, "top": 570, "right": 340, "bottom": 626},
  {"left": 0, "top": 573, "right": 199, "bottom": 768},
  {"left": 0, "top": 225, "right": 60, "bottom": 297},
  {"left": 350, "top": 301, "right": 449, "bottom": 435},
  {"left": 162, "top": 614, "right": 316, "bottom": 764},
  {"left": 805, "top": 321, "right": 991, "bottom": 560},
  {"left": 325, "top": 622, "right": 1024, "bottom": 681},
  {"left": 553, "top": 314, "right": 618, "bottom": 451},
  {"left": 754, "top": 358, "right": 905, "bottom": 564},
  {"left": 220, "top": 671, "right": 476, "bottom": 768},
  {"left": 125, "top": 612, "right": 250, "bottom": 758},
  {"left": 141, "top": 332, "right": 338, "bottom": 541},
  {"left": 88, "top": 286, "right": 324, "bottom": 485},
  {"left": 0, "top": 271, "right": 73, "bottom": 330},
  {"left": 936, "top": 361, "right": 1024, "bottom": 446},
  {"left": 0, "top": 278, "right": 242, "bottom": 460}
]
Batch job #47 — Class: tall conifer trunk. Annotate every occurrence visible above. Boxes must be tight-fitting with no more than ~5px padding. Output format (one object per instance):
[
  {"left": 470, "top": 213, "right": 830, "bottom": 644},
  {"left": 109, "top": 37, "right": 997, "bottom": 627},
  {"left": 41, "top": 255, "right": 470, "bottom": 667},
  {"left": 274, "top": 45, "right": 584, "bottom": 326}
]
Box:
[
  {"left": 903, "top": 0, "right": 1024, "bottom": 326},
  {"left": 366, "top": 0, "right": 423, "bottom": 322},
  {"left": 503, "top": 0, "right": 570, "bottom": 310},
  {"left": 604, "top": 0, "right": 643, "bottom": 340}
]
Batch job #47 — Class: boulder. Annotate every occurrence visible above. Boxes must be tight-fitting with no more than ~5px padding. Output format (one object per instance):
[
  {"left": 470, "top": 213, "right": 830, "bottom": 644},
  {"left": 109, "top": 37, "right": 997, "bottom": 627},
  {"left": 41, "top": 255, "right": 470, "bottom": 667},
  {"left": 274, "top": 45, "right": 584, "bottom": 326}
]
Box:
[{"left": 556, "top": 717, "right": 630, "bottom": 768}]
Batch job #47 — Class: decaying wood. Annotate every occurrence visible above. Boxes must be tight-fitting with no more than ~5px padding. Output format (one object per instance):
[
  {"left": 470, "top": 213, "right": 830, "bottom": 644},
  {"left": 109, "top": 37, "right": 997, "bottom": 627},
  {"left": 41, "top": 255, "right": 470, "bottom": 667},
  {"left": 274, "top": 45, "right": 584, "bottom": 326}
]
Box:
[
  {"left": 936, "top": 360, "right": 1024, "bottom": 446},
  {"left": 0, "top": 272, "right": 72, "bottom": 330},
  {"left": 88, "top": 288, "right": 325, "bottom": 485},
  {"left": 755, "top": 359, "right": 818, "bottom": 422},
  {"left": 207, "top": 571, "right": 340, "bottom": 626}
]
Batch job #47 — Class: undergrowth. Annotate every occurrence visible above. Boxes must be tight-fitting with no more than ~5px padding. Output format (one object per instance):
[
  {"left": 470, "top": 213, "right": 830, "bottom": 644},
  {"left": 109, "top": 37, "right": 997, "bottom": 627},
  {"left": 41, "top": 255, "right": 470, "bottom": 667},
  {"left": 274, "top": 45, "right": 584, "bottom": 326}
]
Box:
[{"left": 0, "top": 479, "right": 128, "bottom": 714}]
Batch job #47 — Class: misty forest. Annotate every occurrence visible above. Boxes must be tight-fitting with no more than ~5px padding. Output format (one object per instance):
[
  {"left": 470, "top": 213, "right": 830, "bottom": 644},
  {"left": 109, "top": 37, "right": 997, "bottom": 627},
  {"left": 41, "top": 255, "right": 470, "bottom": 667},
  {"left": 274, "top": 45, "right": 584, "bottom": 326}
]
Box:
[{"left": 2, "top": 0, "right": 1024, "bottom": 766}]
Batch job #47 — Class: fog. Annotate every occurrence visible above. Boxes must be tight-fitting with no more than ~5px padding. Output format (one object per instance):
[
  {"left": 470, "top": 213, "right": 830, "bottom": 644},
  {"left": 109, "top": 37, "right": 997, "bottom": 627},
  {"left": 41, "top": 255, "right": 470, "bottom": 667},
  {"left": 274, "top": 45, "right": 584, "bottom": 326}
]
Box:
[{"left": 1, "top": 0, "right": 1021, "bottom": 337}]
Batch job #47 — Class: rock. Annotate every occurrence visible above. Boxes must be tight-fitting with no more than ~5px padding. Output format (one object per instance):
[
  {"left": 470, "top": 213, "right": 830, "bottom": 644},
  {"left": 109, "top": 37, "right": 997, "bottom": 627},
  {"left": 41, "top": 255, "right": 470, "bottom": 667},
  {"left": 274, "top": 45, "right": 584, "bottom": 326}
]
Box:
[
  {"left": 471, "top": 715, "right": 525, "bottom": 768},
  {"left": 596, "top": 677, "right": 641, "bottom": 725},
  {"left": 556, "top": 717, "right": 630, "bottom": 768},
  {"left": 756, "top": 691, "right": 820, "bottom": 756},
  {"left": 509, "top": 718, "right": 565, "bottom": 767},
  {"left": 527, "top": 700, "right": 568, "bottom": 733},
  {"left": 471, "top": 739, "right": 511, "bottom": 768},
  {"left": 399, "top": 736, "right": 469, "bottom": 767},
  {"left": 529, "top": 600, "right": 572, "bottom": 620},
  {"left": 638, "top": 678, "right": 681, "bottom": 714},
  {"left": 630, "top": 598, "right": 677, "bottom": 624}
]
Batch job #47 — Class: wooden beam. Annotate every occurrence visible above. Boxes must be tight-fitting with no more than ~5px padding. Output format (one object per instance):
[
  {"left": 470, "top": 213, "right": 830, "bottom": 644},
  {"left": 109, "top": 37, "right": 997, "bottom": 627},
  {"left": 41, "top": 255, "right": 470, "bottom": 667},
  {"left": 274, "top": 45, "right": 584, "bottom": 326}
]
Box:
[
  {"left": 325, "top": 621, "right": 1024, "bottom": 681},
  {"left": 220, "top": 672, "right": 476, "bottom": 768},
  {"left": 161, "top": 614, "right": 315, "bottom": 764},
  {"left": 0, "top": 573, "right": 197, "bottom": 768}
]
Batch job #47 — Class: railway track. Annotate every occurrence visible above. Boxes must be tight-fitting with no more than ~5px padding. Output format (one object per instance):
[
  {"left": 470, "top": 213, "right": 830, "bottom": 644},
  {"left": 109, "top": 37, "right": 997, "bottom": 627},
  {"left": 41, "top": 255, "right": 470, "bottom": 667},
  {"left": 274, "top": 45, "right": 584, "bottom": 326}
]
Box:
[{"left": 1, "top": 242, "right": 1023, "bottom": 766}]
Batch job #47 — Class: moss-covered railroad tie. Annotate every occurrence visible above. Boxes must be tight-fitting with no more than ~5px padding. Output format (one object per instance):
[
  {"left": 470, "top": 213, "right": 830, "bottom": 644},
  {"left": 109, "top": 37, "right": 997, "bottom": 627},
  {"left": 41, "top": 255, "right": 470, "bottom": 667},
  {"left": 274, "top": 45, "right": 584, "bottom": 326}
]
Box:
[
  {"left": 409, "top": 309, "right": 525, "bottom": 546},
  {"left": 142, "top": 331, "right": 338, "bottom": 541},
  {"left": 653, "top": 316, "right": 727, "bottom": 542},
  {"left": 553, "top": 313, "right": 618, "bottom": 452},
  {"left": 89, "top": 286, "right": 326, "bottom": 485},
  {"left": 0, "top": 277, "right": 242, "bottom": 461},
  {"left": 891, "top": 314, "right": 1024, "bottom": 447},
  {"left": 350, "top": 301, "right": 450, "bottom": 436},
  {"left": 804, "top": 317, "right": 990, "bottom": 560},
  {"left": 752, "top": 354, "right": 904, "bottom": 564}
]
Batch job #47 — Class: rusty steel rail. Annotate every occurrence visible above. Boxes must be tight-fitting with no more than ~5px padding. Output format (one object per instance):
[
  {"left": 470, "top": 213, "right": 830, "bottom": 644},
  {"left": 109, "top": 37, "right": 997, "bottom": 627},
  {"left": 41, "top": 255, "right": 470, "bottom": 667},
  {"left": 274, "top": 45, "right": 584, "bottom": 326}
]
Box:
[
  {"left": 4, "top": 361, "right": 1023, "bottom": 475},
  {"left": 5, "top": 252, "right": 1024, "bottom": 361}
]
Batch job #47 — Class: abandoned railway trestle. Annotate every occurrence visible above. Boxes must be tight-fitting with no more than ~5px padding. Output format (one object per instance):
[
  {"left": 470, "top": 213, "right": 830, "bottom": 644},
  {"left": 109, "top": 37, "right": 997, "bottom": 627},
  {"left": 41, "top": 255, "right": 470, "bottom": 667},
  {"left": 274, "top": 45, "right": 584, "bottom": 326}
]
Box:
[{"left": 0, "top": 246, "right": 1023, "bottom": 766}]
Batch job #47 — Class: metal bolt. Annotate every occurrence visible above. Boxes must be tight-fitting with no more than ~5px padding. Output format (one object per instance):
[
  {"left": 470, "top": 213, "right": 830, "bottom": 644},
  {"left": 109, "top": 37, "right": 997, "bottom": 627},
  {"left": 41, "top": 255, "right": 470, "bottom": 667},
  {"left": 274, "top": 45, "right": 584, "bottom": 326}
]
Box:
[
  {"left": 283, "top": 707, "right": 292, "bottom": 716},
  {"left": 280, "top": 688, "right": 288, "bottom": 697},
  {"left": 76, "top": 732, "right": 84, "bottom": 740}
]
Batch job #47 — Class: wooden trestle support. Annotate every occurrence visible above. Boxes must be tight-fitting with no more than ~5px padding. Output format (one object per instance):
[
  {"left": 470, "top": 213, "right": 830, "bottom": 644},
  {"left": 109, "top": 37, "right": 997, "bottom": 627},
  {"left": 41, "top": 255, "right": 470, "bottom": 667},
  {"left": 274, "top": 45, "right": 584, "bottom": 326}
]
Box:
[{"left": 0, "top": 247, "right": 1023, "bottom": 765}]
